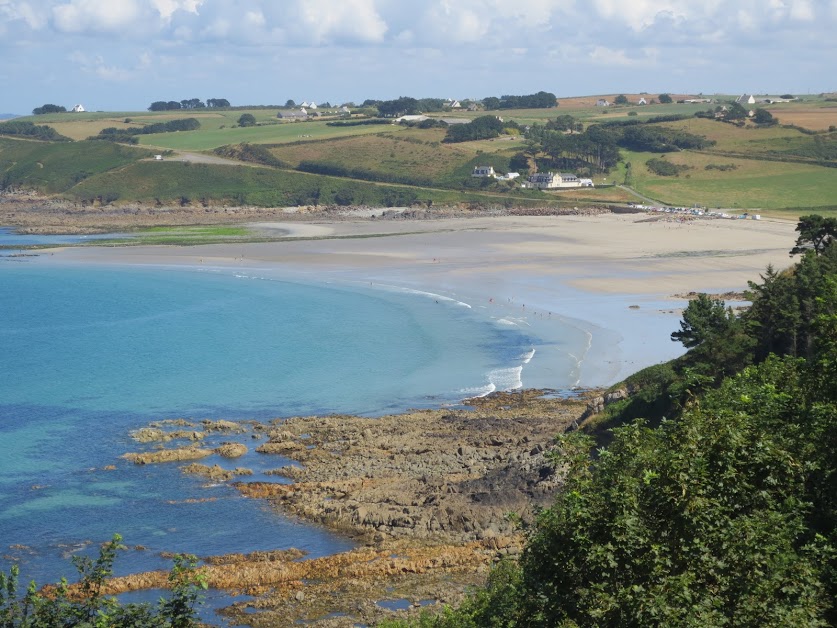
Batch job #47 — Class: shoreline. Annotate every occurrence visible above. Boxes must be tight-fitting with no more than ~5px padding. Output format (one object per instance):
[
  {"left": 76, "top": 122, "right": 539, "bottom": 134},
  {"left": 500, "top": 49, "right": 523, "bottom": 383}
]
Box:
[
  {"left": 32, "top": 212, "right": 797, "bottom": 387},
  {"left": 4, "top": 212, "right": 800, "bottom": 625}
]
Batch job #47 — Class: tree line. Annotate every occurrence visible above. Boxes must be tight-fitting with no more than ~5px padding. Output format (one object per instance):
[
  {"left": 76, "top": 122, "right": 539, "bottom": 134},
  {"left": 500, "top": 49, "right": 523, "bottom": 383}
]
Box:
[
  {"left": 90, "top": 118, "right": 201, "bottom": 143},
  {"left": 148, "top": 98, "right": 230, "bottom": 111},
  {"left": 385, "top": 217, "right": 837, "bottom": 626},
  {"left": 0, "top": 121, "right": 70, "bottom": 141}
]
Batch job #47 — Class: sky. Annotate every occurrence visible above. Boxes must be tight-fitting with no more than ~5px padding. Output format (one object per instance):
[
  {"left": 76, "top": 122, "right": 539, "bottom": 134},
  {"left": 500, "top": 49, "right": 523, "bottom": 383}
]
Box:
[{"left": 1, "top": 0, "right": 836, "bottom": 114}]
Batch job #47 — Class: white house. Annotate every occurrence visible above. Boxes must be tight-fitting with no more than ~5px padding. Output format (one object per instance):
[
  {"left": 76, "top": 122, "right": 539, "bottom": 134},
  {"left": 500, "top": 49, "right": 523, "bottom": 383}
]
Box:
[
  {"left": 497, "top": 172, "right": 520, "bottom": 181},
  {"left": 71, "top": 104, "right": 85, "bottom": 113},
  {"left": 579, "top": 178, "right": 594, "bottom": 187},
  {"left": 596, "top": 99, "right": 610, "bottom": 107},
  {"left": 736, "top": 94, "right": 756, "bottom": 105},
  {"left": 637, "top": 97, "right": 647, "bottom": 105},
  {"left": 527, "top": 172, "right": 583, "bottom": 189},
  {"left": 308, "top": 102, "right": 318, "bottom": 109},
  {"left": 472, "top": 166, "right": 496, "bottom": 178}
]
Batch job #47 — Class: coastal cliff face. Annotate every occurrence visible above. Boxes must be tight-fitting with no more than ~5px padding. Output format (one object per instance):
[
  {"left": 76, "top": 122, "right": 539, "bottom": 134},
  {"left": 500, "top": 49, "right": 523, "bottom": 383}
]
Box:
[{"left": 118, "top": 391, "right": 592, "bottom": 626}]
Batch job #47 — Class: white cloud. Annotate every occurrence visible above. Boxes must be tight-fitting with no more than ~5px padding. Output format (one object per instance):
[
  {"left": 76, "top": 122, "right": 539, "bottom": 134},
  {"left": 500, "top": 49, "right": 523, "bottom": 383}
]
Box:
[
  {"left": 290, "top": 0, "right": 387, "bottom": 44},
  {"left": 53, "top": 0, "right": 145, "bottom": 33}
]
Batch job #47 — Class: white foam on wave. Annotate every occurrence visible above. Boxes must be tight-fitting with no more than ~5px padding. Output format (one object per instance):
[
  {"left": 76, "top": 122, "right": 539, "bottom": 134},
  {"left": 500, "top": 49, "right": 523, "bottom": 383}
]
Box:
[
  {"left": 567, "top": 330, "right": 594, "bottom": 386},
  {"left": 496, "top": 318, "right": 517, "bottom": 326},
  {"left": 488, "top": 365, "right": 524, "bottom": 391},
  {"left": 519, "top": 348, "right": 536, "bottom": 364},
  {"left": 460, "top": 383, "right": 496, "bottom": 398},
  {"left": 374, "top": 284, "right": 472, "bottom": 309}
]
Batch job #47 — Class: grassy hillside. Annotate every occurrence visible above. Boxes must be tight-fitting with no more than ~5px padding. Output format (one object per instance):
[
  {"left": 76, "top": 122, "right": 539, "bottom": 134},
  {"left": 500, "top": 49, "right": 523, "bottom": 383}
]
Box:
[
  {"left": 65, "top": 160, "right": 563, "bottom": 208},
  {"left": 0, "top": 137, "right": 150, "bottom": 193},
  {"left": 3, "top": 97, "right": 837, "bottom": 213}
]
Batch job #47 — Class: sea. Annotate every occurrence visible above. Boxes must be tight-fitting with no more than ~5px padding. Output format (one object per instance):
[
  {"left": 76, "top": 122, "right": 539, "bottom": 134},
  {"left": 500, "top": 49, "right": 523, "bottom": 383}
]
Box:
[{"left": 1, "top": 228, "right": 628, "bottom": 619}]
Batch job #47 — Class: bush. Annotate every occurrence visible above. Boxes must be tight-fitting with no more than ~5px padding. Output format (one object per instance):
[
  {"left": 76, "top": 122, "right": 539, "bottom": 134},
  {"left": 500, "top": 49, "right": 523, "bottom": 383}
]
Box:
[{"left": 646, "top": 157, "right": 691, "bottom": 176}]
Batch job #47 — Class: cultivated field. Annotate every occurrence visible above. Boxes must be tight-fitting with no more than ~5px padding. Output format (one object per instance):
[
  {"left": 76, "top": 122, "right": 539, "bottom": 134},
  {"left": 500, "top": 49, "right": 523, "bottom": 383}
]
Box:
[{"left": 764, "top": 106, "right": 837, "bottom": 131}]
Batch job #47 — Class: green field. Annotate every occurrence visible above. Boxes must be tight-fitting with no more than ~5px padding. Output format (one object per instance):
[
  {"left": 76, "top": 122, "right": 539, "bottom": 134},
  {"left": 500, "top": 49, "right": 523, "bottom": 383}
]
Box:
[
  {"left": 136, "top": 118, "right": 395, "bottom": 151},
  {"left": 620, "top": 149, "right": 837, "bottom": 210}
]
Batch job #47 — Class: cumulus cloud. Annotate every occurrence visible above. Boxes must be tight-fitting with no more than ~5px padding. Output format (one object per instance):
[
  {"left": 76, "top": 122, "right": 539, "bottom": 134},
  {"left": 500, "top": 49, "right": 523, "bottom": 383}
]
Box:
[
  {"left": 1, "top": 0, "right": 835, "bottom": 112},
  {"left": 53, "top": 0, "right": 147, "bottom": 33}
]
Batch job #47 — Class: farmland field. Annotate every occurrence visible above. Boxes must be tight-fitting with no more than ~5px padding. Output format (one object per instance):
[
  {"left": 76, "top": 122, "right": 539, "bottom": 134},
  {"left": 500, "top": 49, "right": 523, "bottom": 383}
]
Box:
[
  {"left": 620, "top": 149, "right": 837, "bottom": 210},
  {"left": 764, "top": 107, "right": 837, "bottom": 130}
]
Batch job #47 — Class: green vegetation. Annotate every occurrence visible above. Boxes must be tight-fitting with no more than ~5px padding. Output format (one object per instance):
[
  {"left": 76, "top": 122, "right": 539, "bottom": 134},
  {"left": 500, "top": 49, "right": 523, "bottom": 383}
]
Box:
[
  {"left": 645, "top": 157, "right": 692, "bottom": 176},
  {"left": 3, "top": 97, "right": 837, "bottom": 212},
  {"left": 91, "top": 118, "right": 201, "bottom": 143},
  {"left": 32, "top": 104, "right": 67, "bottom": 115},
  {"left": 388, "top": 218, "right": 837, "bottom": 626},
  {"left": 444, "top": 116, "right": 514, "bottom": 143},
  {"left": 0, "top": 534, "right": 205, "bottom": 627},
  {"left": 0, "top": 120, "right": 70, "bottom": 142},
  {"left": 0, "top": 137, "right": 150, "bottom": 193},
  {"left": 481, "top": 91, "right": 557, "bottom": 110}
]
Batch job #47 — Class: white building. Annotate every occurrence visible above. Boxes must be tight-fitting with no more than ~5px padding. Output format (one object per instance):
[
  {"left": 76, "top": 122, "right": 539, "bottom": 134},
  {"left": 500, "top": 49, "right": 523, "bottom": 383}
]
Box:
[
  {"left": 527, "top": 172, "right": 583, "bottom": 189},
  {"left": 637, "top": 97, "right": 647, "bottom": 105},
  {"left": 596, "top": 99, "right": 610, "bottom": 107},
  {"left": 472, "top": 166, "right": 496, "bottom": 178},
  {"left": 71, "top": 104, "right": 85, "bottom": 113},
  {"left": 736, "top": 94, "right": 756, "bottom": 105}
]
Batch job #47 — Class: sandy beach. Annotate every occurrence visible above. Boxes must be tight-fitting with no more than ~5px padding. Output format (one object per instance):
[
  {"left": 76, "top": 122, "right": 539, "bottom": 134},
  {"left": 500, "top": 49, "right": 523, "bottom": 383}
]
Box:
[{"left": 46, "top": 212, "right": 798, "bottom": 385}]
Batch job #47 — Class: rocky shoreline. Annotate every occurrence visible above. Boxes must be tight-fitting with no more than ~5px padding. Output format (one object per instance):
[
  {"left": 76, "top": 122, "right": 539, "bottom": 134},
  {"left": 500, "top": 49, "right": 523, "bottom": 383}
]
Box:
[
  {"left": 0, "top": 192, "right": 617, "bottom": 234},
  {"left": 115, "top": 390, "right": 594, "bottom": 626}
]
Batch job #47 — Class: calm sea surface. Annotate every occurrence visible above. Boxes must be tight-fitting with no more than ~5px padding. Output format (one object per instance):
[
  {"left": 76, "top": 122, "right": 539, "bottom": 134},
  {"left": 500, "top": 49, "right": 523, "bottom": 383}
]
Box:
[{"left": 0, "top": 259, "right": 588, "bottom": 589}]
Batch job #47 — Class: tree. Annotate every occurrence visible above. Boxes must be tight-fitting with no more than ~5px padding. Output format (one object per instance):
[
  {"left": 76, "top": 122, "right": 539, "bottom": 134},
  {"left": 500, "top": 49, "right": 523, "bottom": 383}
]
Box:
[
  {"left": 725, "top": 101, "right": 748, "bottom": 121},
  {"left": 180, "top": 98, "right": 205, "bottom": 110},
  {"left": 614, "top": 94, "right": 629, "bottom": 105},
  {"left": 237, "top": 113, "right": 256, "bottom": 127},
  {"left": 376, "top": 97, "right": 420, "bottom": 117},
  {"left": 206, "top": 98, "right": 230, "bottom": 108},
  {"left": 482, "top": 96, "right": 501, "bottom": 110},
  {"left": 791, "top": 214, "right": 837, "bottom": 256},
  {"left": 32, "top": 104, "right": 67, "bottom": 115},
  {"left": 671, "top": 293, "right": 733, "bottom": 348},
  {"left": 753, "top": 108, "right": 777, "bottom": 125},
  {"left": 0, "top": 534, "right": 206, "bottom": 626},
  {"left": 658, "top": 93, "right": 673, "bottom": 103},
  {"left": 284, "top": 99, "right": 296, "bottom": 108}
]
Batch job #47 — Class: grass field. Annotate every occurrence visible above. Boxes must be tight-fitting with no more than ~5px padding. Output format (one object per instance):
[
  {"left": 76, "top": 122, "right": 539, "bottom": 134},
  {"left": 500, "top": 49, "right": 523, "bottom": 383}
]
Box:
[
  {"left": 136, "top": 119, "right": 395, "bottom": 151},
  {"left": 620, "top": 149, "right": 837, "bottom": 210}
]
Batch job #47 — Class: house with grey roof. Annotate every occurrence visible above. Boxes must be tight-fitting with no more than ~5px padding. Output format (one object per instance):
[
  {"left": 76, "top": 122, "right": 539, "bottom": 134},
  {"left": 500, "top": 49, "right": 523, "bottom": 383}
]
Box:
[{"left": 278, "top": 109, "right": 309, "bottom": 121}]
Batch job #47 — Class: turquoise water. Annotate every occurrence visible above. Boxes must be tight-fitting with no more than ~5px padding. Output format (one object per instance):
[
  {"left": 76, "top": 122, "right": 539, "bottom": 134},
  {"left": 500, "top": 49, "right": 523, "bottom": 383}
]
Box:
[{"left": 0, "top": 261, "right": 553, "bottom": 588}]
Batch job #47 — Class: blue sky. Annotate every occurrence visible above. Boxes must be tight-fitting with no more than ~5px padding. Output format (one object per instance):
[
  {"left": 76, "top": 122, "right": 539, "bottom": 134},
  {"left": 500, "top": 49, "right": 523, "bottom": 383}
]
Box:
[{"left": 1, "top": 0, "right": 835, "bottom": 114}]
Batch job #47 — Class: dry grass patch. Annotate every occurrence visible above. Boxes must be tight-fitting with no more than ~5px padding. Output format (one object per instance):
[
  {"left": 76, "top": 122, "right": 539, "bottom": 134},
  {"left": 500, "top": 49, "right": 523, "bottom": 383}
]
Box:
[{"left": 765, "top": 107, "right": 837, "bottom": 130}]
